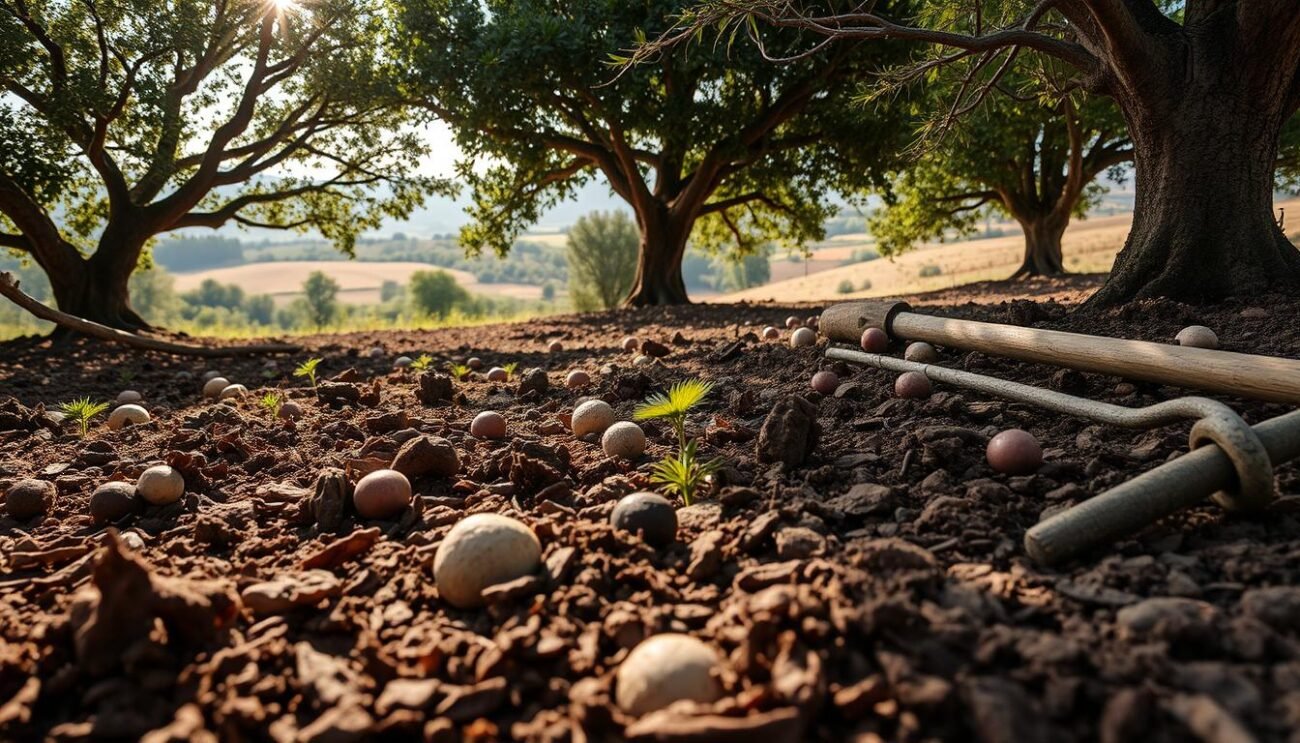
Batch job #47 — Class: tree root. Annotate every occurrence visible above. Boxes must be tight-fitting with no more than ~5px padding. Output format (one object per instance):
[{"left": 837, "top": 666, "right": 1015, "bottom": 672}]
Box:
[{"left": 0, "top": 272, "right": 301, "bottom": 357}]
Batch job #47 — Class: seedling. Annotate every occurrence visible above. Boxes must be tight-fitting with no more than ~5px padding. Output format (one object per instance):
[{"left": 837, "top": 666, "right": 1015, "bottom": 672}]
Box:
[
  {"left": 59, "top": 397, "right": 109, "bottom": 438},
  {"left": 446, "top": 362, "right": 470, "bottom": 380},
  {"left": 635, "top": 379, "right": 722, "bottom": 506},
  {"left": 502, "top": 362, "right": 520, "bottom": 380},
  {"left": 294, "top": 358, "right": 322, "bottom": 390},
  {"left": 117, "top": 370, "right": 136, "bottom": 385},
  {"left": 258, "top": 391, "right": 284, "bottom": 418},
  {"left": 410, "top": 354, "right": 435, "bottom": 372}
]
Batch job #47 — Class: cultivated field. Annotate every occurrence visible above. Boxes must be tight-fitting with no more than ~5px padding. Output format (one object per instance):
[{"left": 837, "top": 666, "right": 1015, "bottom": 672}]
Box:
[
  {"left": 735, "top": 196, "right": 1300, "bottom": 303},
  {"left": 172, "top": 260, "right": 549, "bottom": 306}
]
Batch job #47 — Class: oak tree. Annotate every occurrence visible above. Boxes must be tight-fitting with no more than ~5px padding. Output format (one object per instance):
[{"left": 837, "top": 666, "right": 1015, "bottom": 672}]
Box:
[{"left": 0, "top": 0, "right": 441, "bottom": 329}]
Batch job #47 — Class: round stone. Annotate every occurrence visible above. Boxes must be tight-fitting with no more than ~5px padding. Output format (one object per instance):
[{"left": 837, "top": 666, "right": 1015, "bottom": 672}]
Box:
[
  {"left": 615, "top": 633, "right": 722, "bottom": 716},
  {"left": 904, "top": 342, "right": 940, "bottom": 364},
  {"left": 219, "top": 384, "right": 248, "bottom": 400},
  {"left": 811, "top": 371, "right": 839, "bottom": 395},
  {"left": 566, "top": 369, "right": 591, "bottom": 389},
  {"left": 368, "top": 347, "right": 385, "bottom": 359},
  {"left": 278, "top": 401, "right": 303, "bottom": 420},
  {"left": 4, "top": 479, "right": 55, "bottom": 521},
  {"left": 353, "top": 469, "right": 412, "bottom": 519},
  {"left": 107, "top": 404, "right": 150, "bottom": 431},
  {"left": 202, "top": 377, "right": 230, "bottom": 399},
  {"left": 202, "top": 370, "right": 223, "bottom": 382},
  {"left": 622, "top": 336, "right": 639, "bottom": 353},
  {"left": 116, "top": 390, "right": 143, "bottom": 405},
  {"left": 610, "top": 492, "right": 677, "bottom": 547},
  {"left": 785, "top": 316, "right": 801, "bottom": 329},
  {"left": 572, "top": 400, "right": 616, "bottom": 438},
  {"left": 762, "top": 326, "right": 780, "bottom": 340},
  {"left": 548, "top": 340, "right": 564, "bottom": 353},
  {"left": 136, "top": 465, "right": 185, "bottom": 506},
  {"left": 467, "top": 357, "right": 484, "bottom": 370},
  {"left": 806, "top": 315, "right": 819, "bottom": 328},
  {"left": 90, "top": 481, "right": 139, "bottom": 524},
  {"left": 470, "top": 411, "right": 507, "bottom": 439},
  {"left": 894, "top": 371, "right": 932, "bottom": 399},
  {"left": 790, "top": 327, "right": 816, "bottom": 348},
  {"left": 433, "top": 514, "right": 542, "bottom": 609},
  {"left": 860, "top": 327, "right": 888, "bottom": 353},
  {"left": 486, "top": 367, "right": 509, "bottom": 382},
  {"left": 986, "top": 429, "right": 1044, "bottom": 475},
  {"left": 632, "top": 354, "right": 653, "bottom": 367},
  {"left": 394, "top": 356, "right": 413, "bottom": 369},
  {"left": 391, "top": 435, "right": 459, "bottom": 478},
  {"left": 602, "top": 421, "right": 646, "bottom": 459},
  {"left": 1176, "top": 325, "right": 1218, "bottom": 349}
]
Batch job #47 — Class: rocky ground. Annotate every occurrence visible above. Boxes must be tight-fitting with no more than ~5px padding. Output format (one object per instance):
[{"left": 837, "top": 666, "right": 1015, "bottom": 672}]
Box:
[{"left": 2, "top": 275, "right": 1300, "bottom": 742}]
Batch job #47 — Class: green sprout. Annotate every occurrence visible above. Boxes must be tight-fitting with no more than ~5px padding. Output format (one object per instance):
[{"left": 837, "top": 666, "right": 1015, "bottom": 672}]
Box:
[
  {"left": 258, "top": 391, "right": 283, "bottom": 418},
  {"left": 410, "top": 354, "right": 434, "bottom": 372},
  {"left": 117, "top": 370, "right": 136, "bottom": 385},
  {"left": 294, "top": 358, "right": 322, "bottom": 390},
  {"left": 634, "top": 379, "right": 722, "bottom": 506},
  {"left": 634, "top": 379, "right": 714, "bottom": 450},
  {"left": 59, "top": 397, "right": 110, "bottom": 438},
  {"left": 650, "top": 439, "right": 724, "bottom": 507},
  {"left": 446, "top": 362, "right": 470, "bottom": 380},
  {"left": 502, "top": 362, "right": 519, "bottom": 379}
]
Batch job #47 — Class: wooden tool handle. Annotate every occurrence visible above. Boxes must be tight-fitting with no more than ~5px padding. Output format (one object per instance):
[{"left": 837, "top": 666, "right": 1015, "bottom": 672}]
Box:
[{"left": 819, "top": 300, "right": 912, "bottom": 342}]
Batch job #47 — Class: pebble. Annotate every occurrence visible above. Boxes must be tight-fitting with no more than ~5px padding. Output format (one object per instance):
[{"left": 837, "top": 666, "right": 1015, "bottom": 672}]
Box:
[
  {"left": 615, "top": 634, "right": 722, "bottom": 715},
  {"left": 433, "top": 514, "right": 541, "bottom": 609},
  {"left": 89, "top": 481, "right": 139, "bottom": 524},
  {"left": 610, "top": 492, "right": 677, "bottom": 547},
  {"left": 4, "top": 478, "right": 54, "bottom": 521}
]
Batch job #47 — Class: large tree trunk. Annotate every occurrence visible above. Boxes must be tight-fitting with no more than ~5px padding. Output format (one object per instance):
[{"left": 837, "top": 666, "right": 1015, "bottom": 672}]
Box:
[
  {"left": 624, "top": 206, "right": 691, "bottom": 306},
  {"left": 46, "top": 238, "right": 150, "bottom": 331},
  {"left": 1087, "top": 78, "right": 1300, "bottom": 306},
  {"left": 1011, "top": 213, "right": 1068, "bottom": 278}
]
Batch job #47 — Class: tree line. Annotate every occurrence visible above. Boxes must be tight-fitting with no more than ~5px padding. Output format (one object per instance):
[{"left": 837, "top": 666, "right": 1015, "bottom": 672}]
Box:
[{"left": 3, "top": 0, "right": 1300, "bottom": 332}]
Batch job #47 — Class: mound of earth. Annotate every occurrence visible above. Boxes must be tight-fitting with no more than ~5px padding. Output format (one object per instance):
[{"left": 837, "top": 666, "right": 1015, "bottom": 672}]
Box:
[{"left": 1, "top": 281, "right": 1299, "bottom": 741}]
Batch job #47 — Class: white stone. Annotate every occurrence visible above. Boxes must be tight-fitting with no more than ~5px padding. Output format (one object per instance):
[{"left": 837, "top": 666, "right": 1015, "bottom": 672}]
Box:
[
  {"left": 433, "top": 514, "right": 541, "bottom": 609},
  {"left": 107, "top": 404, "right": 150, "bottom": 431},
  {"left": 615, "top": 633, "right": 722, "bottom": 716},
  {"left": 602, "top": 421, "right": 646, "bottom": 459},
  {"left": 571, "top": 400, "right": 616, "bottom": 438},
  {"left": 202, "top": 377, "right": 230, "bottom": 399},
  {"left": 136, "top": 465, "right": 185, "bottom": 506}
]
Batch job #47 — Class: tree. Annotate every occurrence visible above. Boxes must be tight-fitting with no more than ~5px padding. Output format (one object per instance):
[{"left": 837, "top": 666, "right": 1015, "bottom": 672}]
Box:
[
  {"left": 872, "top": 87, "right": 1131, "bottom": 277},
  {"left": 566, "top": 211, "right": 639, "bottom": 311},
  {"left": 0, "top": 0, "right": 443, "bottom": 329},
  {"left": 408, "top": 269, "right": 470, "bottom": 319},
  {"left": 400, "top": 0, "right": 908, "bottom": 306},
  {"left": 301, "top": 271, "right": 339, "bottom": 329},
  {"left": 651, "top": 1, "right": 1300, "bottom": 305}
]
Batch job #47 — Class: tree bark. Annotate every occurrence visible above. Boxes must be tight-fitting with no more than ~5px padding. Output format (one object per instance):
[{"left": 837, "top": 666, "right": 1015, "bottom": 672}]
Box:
[
  {"left": 624, "top": 206, "right": 692, "bottom": 306},
  {"left": 46, "top": 236, "right": 150, "bottom": 331},
  {"left": 1086, "top": 62, "right": 1300, "bottom": 306},
  {"left": 1011, "top": 213, "right": 1068, "bottom": 278}
]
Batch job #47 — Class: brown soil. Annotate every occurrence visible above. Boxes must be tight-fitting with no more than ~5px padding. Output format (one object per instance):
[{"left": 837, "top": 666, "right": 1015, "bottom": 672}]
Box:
[{"left": 2, "top": 275, "right": 1300, "bottom": 742}]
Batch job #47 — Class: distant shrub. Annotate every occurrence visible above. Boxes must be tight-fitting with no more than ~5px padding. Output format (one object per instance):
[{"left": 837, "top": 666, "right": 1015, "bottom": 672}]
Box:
[
  {"left": 836, "top": 279, "right": 855, "bottom": 294},
  {"left": 919, "top": 265, "right": 943, "bottom": 278},
  {"left": 859, "top": 278, "right": 873, "bottom": 291}
]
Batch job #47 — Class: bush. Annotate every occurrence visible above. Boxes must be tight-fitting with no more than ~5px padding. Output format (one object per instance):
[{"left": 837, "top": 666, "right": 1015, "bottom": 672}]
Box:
[
  {"left": 836, "top": 279, "right": 855, "bottom": 294},
  {"left": 409, "top": 269, "right": 471, "bottom": 319},
  {"left": 919, "top": 265, "right": 943, "bottom": 278},
  {"left": 567, "top": 211, "right": 638, "bottom": 311},
  {"left": 859, "top": 278, "right": 873, "bottom": 291}
]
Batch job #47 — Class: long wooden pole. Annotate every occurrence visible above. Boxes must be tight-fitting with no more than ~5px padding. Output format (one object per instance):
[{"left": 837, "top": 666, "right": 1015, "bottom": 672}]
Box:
[{"left": 820, "top": 300, "right": 1300, "bottom": 404}]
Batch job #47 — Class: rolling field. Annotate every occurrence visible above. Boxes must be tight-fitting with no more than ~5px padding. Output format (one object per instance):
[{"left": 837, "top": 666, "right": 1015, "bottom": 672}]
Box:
[
  {"left": 172, "top": 260, "right": 549, "bottom": 306},
  {"left": 720, "top": 198, "right": 1300, "bottom": 303}
]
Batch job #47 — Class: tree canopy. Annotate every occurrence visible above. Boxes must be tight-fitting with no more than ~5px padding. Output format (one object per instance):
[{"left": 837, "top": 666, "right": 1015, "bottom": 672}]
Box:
[
  {"left": 0, "top": 0, "right": 444, "bottom": 327},
  {"left": 400, "top": 0, "right": 912, "bottom": 305}
]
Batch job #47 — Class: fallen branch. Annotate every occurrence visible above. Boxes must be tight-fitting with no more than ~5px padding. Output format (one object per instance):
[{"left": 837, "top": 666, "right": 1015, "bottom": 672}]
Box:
[{"left": 0, "top": 272, "right": 301, "bottom": 357}]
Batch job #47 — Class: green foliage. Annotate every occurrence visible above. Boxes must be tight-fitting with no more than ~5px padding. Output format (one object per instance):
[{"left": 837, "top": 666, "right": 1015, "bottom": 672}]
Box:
[
  {"left": 409, "top": 354, "right": 434, "bottom": 372},
  {"left": 837, "top": 279, "right": 855, "bottom": 294},
  {"left": 294, "top": 358, "right": 322, "bottom": 390},
  {"left": 301, "top": 272, "right": 340, "bottom": 330},
  {"left": 0, "top": 0, "right": 447, "bottom": 323},
  {"left": 408, "top": 270, "right": 471, "bottom": 319},
  {"left": 566, "top": 211, "right": 639, "bottom": 311},
  {"left": 59, "top": 397, "right": 109, "bottom": 438},
  {"left": 258, "top": 391, "right": 283, "bottom": 418},
  {"left": 918, "top": 264, "right": 942, "bottom": 278},
  {"left": 502, "top": 362, "right": 519, "bottom": 379},
  {"left": 649, "top": 439, "right": 723, "bottom": 507},
  {"left": 446, "top": 362, "right": 469, "bottom": 379},
  {"left": 153, "top": 238, "right": 245, "bottom": 273},
  {"left": 399, "top": 0, "right": 911, "bottom": 294}
]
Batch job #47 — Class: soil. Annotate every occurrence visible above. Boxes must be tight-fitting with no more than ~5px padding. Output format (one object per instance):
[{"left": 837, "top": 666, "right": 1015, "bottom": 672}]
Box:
[{"left": 2, "top": 274, "right": 1300, "bottom": 742}]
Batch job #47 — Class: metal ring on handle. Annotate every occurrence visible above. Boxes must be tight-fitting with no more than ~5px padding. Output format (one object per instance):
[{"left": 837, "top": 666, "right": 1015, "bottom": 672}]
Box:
[{"left": 1188, "top": 415, "right": 1274, "bottom": 511}]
